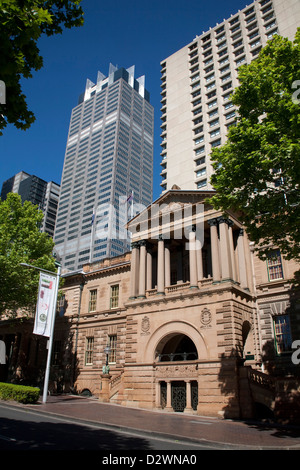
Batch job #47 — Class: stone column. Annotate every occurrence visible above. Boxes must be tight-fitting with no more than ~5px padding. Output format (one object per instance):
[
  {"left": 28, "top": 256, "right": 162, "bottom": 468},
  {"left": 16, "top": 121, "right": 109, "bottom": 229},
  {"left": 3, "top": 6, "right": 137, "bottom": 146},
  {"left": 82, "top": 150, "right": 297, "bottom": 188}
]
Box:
[
  {"left": 129, "top": 242, "right": 139, "bottom": 299},
  {"left": 237, "top": 229, "right": 248, "bottom": 289},
  {"left": 146, "top": 247, "right": 152, "bottom": 291},
  {"left": 164, "top": 240, "right": 171, "bottom": 287},
  {"left": 196, "top": 241, "right": 203, "bottom": 281},
  {"left": 155, "top": 381, "right": 161, "bottom": 408},
  {"left": 219, "top": 217, "right": 233, "bottom": 281},
  {"left": 165, "top": 381, "right": 173, "bottom": 411},
  {"left": 189, "top": 230, "right": 198, "bottom": 289},
  {"left": 99, "top": 373, "right": 112, "bottom": 402},
  {"left": 184, "top": 380, "right": 193, "bottom": 413},
  {"left": 228, "top": 220, "right": 237, "bottom": 282},
  {"left": 138, "top": 240, "right": 147, "bottom": 298},
  {"left": 208, "top": 218, "right": 221, "bottom": 282},
  {"left": 157, "top": 236, "right": 165, "bottom": 295}
]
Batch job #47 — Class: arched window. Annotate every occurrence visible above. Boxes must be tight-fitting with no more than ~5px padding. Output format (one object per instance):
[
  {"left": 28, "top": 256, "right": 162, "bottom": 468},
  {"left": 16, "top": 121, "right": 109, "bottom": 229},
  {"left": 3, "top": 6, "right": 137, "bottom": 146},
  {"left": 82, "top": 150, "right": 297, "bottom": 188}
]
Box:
[{"left": 157, "top": 334, "right": 198, "bottom": 362}]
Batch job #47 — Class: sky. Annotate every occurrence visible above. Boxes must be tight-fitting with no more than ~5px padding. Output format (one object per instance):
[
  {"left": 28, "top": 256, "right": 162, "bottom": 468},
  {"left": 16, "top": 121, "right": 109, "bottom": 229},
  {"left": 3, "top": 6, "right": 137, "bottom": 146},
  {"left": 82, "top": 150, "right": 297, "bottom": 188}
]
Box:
[{"left": 0, "top": 0, "right": 251, "bottom": 201}]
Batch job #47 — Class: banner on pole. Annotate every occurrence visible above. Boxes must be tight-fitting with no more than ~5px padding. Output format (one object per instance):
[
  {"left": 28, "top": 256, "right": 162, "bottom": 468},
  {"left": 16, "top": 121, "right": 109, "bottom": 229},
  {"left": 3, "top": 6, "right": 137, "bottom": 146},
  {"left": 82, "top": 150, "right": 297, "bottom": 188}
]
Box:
[{"left": 33, "top": 272, "right": 57, "bottom": 337}]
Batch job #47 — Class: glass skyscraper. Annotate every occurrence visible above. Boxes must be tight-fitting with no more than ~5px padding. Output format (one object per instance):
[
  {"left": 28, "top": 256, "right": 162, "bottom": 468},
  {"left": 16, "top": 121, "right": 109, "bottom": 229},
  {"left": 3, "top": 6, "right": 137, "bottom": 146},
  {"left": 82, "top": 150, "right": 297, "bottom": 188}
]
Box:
[{"left": 54, "top": 64, "right": 154, "bottom": 271}]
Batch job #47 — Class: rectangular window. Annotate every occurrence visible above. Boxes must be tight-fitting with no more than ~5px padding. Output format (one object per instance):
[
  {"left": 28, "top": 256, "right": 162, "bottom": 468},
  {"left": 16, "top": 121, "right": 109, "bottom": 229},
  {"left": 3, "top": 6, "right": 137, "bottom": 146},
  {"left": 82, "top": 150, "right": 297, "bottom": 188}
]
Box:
[
  {"left": 85, "top": 337, "right": 94, "bottom": 365},
  {"left": 194, "top": 136, "right": 204, "bottom": 145},
  {"left": 89, "top": 289, "right": 97, "bottom": 312},
  {"left": 209, "top": 118, "right": 219, "bottom": 127},
  {"left": 110, "top": 285, "right": 119, "bottom": 309},
  {"left": 195, "top": 156, "right": 205, "bottom": 166},
  {"left": 273, "top": 315, "right": 292, "bottom": 354},
  {"left": 210, "top": 128, "right": 220, "bottom": 138},
  {"left": 206, "top": 81, "right": 216, "bottom": 91},
  {"left": 211, "top": 138, "right": 221, "bottom": 147},
  {"left": 208, "top": 99, "right": 218, "bottom": 109},
  {"left": 206, "top": 73, "right": 215, "bottom": 82},
  {"left": 226, "top": 111, "right": 236, "bottom": 120},
  {"left": 196, "top": 167, "right": 206, "bottom": 177},
  {"left": 197, "top": 179, "right": 207, "bottom": 188},
  {"left": 108, "top": 334, "right": 117, "bottom": 363},
  {"left": 267, "top": 250, "right": 283, "bottom": 281},
  {"left": 208, "top": 109, "right": 218, "bottom": 118},
  {"left": 195, "top": 146, "right": 205, "bottom": 155},
  {"left": 193, "top": 107, "right": 202, "bottom": 116}
]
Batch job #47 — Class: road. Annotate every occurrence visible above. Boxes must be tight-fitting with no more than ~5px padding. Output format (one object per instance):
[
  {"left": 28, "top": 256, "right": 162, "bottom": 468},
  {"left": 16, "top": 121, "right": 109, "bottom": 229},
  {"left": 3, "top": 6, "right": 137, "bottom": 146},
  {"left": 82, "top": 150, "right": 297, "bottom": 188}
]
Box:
[{"left": 0, "top": 403, "right": 234, "bottom": 452}]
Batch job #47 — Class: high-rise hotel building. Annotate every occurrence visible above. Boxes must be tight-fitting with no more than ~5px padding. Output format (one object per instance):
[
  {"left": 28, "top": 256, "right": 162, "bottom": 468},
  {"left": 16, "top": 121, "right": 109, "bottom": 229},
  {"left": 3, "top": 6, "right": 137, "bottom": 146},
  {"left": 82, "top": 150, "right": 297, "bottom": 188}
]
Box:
[
  {"left": 54, "top": 65, "right": 154, "bottom": 271},
  {"left": 160, "top": 0, "right": 300, "bottom": 192}
]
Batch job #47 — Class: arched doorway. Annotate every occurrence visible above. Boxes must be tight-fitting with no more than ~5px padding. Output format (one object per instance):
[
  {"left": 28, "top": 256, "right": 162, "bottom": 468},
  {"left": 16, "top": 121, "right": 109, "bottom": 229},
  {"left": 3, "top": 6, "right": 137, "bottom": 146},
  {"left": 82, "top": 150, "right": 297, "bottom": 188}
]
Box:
[{"left": 156, "top": 333, "right": 199, "bottom": 412}]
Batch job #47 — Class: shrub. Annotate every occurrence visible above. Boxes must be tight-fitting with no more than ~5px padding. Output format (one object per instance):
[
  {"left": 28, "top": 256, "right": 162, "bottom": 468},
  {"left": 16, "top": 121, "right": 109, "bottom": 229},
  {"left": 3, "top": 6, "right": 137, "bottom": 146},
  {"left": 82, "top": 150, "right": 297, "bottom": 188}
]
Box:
[{"left": 0, "top": 382, "right": 40, "bottom": 404}]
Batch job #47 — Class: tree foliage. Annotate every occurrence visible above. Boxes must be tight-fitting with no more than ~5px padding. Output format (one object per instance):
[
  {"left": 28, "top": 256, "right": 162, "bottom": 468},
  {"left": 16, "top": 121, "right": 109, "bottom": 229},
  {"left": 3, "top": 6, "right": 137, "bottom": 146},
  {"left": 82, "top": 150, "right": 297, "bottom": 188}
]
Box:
[
  {"left": 0, "top": 193, "right": 56, "bottom": 317},
  {"left": 0, "top": 0, "right": 84, "bottom": 133},
  {"left": 209, "top": 29, "right": 300, "bottom": 261}
]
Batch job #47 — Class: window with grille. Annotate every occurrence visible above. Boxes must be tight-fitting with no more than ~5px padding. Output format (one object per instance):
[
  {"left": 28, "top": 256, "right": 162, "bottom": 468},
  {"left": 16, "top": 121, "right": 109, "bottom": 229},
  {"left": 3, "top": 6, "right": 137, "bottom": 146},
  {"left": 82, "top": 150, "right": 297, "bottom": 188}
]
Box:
[
  {"left": 110, "top": 285, "right": 119, "bottom": 308},
  {"left": 273, "top": 315, "right": 292, "bottom": 354},
  {"left": 88, "top": 289, "right": 97, "bottom": 312},
  {"left": 85, "top": 337, "right": 94, "bottom": 365},
  {"left": 267, "top": 250, "right": 283, "bottom": 281}
]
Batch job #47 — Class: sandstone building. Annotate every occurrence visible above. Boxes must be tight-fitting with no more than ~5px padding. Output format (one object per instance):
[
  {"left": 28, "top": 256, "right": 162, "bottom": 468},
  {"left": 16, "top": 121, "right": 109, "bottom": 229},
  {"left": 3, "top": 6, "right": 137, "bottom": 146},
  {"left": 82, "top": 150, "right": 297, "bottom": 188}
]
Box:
[
  {"left": 0, "top": 189, "right": 299, "bottom": 419},
  {"left": 1, "top": 189, "right": 291, "bottom": 419}
]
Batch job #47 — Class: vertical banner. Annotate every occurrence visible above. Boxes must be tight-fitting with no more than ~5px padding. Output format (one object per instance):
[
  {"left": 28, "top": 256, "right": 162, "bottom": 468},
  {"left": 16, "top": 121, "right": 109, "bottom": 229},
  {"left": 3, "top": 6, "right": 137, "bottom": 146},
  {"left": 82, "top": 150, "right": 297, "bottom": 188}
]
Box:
[{"left": 33, "top": 272, "right": 57, "bottom": 337}]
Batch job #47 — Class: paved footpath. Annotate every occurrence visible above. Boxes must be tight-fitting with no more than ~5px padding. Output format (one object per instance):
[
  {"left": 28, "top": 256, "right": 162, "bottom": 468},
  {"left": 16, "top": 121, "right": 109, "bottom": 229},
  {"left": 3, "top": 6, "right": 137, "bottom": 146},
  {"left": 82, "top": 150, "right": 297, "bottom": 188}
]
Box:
[{"left": 2, "top": 394, "right": 300, "bottom": 450}]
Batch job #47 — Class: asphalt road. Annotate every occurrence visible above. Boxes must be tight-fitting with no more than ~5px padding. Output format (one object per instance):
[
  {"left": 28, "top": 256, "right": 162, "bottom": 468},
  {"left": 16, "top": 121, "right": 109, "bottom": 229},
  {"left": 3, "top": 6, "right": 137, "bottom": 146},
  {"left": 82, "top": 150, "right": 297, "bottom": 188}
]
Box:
[{"left": 0, "top": 403, "right": 233, "bottom": 452}]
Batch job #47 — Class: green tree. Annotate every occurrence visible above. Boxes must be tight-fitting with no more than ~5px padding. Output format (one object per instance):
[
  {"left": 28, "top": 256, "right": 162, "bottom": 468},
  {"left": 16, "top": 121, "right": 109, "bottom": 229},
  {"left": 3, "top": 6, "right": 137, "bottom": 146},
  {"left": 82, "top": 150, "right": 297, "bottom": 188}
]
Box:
[
  {"left": 0, "top": 0, "right": 84, "bottom": 133},
  {"left": 209, "top": 29, "right": 300, "bottom": 261},
  {"left": 0, "top": 193, "right": 56, "bottom": 317}
]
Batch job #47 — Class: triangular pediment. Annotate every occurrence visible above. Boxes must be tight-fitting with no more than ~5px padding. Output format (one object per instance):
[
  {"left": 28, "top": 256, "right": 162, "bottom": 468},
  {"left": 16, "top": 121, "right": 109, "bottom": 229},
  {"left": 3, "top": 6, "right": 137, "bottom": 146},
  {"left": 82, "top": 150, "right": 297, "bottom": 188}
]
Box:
[{"left": 127, "top": 189, "right": 219, "bottom": 241}]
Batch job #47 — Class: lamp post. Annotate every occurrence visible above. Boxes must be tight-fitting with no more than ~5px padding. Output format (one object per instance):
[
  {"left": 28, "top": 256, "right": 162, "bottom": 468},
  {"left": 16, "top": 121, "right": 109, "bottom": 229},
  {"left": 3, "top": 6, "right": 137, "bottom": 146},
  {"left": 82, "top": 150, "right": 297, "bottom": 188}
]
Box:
[
  {"left": 100, "top": 343, "right": 111, "bottom": 402},
  {"left": 20, "top": 262, "right": 61, "bottom": 403},
  {"left": 103, "top": 344, "right": 111, "bottom": 374}
]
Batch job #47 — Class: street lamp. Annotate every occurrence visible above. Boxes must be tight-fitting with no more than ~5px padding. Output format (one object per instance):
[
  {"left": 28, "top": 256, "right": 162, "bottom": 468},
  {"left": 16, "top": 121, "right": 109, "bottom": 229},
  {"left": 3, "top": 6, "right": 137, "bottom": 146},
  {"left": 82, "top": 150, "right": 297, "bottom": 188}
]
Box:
[
  {"left": 20, "top": 262, "right": 61, "bottom": 403},
  {"left": 103, "top": 344, "right": 111, "bottom": 374}
]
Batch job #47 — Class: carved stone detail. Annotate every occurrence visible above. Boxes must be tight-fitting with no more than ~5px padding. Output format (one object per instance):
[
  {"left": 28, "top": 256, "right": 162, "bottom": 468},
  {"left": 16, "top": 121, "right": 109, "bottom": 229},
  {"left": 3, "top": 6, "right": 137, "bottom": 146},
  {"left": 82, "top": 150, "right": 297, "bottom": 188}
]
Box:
[{"left": 141, "top": 315, "right": 150, "bottom": 335}]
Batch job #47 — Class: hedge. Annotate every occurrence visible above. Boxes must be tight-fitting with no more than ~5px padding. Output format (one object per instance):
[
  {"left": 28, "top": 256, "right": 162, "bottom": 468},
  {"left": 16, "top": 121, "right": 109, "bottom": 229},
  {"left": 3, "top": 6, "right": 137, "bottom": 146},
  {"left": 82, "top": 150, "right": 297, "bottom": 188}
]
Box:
[{"left": 0, "top": 382, "right": 40, "bottom": 404}]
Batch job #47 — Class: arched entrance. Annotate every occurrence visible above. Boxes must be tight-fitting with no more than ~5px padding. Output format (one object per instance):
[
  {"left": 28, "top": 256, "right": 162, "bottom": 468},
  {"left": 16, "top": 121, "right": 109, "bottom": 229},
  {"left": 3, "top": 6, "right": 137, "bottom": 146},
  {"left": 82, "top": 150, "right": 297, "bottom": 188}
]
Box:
[{"left": 155, "top": 333, "right": 199, "bottom": 412}]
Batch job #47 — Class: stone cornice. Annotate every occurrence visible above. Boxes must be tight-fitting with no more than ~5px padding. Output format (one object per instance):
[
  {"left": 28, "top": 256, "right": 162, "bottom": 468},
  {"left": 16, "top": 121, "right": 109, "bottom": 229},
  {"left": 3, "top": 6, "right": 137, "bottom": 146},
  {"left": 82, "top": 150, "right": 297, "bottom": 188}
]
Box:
[{"left": 83, "top": 261, "right": 131, "bottom": 279}]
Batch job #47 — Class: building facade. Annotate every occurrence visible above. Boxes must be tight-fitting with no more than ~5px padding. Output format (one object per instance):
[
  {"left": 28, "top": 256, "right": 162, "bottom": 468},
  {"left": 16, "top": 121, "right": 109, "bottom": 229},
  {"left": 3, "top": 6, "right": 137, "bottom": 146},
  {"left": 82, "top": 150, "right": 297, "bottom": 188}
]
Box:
[
  {"left": 0, "top": 189, "right": 299, "bottom": 419},
  {"left": 52, "top": 190, "right": 300, "bottom": 418},
  {"left": 54, "top": 64, "right": 154, "bottom": 272},
  {"left": 0, "top": 171, "right": 60, "bottom": 238},
  {"left": 159, "top": 0, "right": 300, "bottom": 192}
]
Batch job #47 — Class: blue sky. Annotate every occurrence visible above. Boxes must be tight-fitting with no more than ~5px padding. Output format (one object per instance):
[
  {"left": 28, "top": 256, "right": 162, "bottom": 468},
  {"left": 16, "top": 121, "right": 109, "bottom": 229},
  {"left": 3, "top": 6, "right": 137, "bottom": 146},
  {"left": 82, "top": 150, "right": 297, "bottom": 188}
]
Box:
[{"left": 0, "top": 0, "right": 250, "bottom": 201}]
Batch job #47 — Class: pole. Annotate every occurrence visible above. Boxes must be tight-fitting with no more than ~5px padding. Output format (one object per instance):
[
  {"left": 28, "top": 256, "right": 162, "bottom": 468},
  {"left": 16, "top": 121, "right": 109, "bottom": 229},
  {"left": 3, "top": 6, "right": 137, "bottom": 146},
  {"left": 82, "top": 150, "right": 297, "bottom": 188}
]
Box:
[
  {"left": 42, "top": 264, "right": 61, "bottom": 403},
  {"left": 20, "top": 262, "right": 61, "bottom": 404}
]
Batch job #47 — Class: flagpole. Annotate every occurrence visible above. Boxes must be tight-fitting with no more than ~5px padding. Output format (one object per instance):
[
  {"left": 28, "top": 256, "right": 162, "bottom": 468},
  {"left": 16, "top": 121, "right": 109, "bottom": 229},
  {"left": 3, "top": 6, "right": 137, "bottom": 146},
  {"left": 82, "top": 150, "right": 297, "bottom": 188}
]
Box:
[
  {"left": 20, "top": 262, "right": 61, "bottom": 404},
  {"left": 42, "top": 264, "right": 61, "bottom": 403}
]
